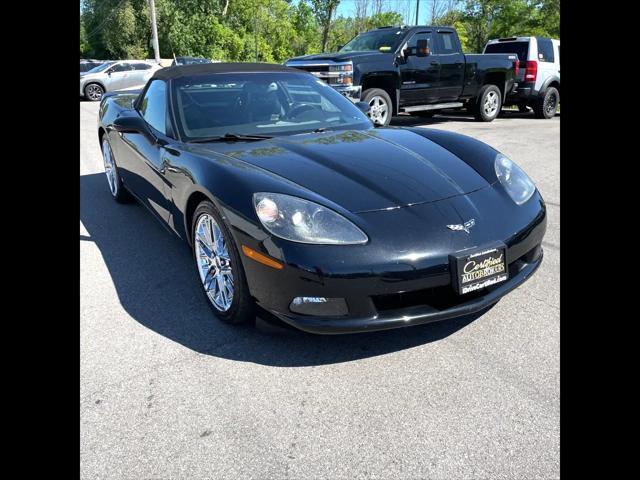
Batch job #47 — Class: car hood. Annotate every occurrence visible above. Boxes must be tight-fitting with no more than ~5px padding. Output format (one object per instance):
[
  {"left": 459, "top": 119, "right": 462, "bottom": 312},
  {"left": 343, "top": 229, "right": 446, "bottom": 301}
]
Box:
[
  {"left": 198, "top": 128, "right": 491, "bottom": 213},
  {"left": 287, "top": 51, "right": 388, "bottom": 63}
]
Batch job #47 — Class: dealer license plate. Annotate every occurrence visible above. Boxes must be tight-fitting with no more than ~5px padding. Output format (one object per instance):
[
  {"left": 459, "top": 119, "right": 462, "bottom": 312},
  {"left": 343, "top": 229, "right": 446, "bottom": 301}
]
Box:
[{"left": 451, "top": 244, "right": 508, "bottom": 295}]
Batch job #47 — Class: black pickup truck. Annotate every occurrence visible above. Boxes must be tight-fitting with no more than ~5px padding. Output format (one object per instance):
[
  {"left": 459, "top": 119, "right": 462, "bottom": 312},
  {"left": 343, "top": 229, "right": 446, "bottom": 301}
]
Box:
[{"left": 286, "top": 25, "right": 519, "bottom": 125}]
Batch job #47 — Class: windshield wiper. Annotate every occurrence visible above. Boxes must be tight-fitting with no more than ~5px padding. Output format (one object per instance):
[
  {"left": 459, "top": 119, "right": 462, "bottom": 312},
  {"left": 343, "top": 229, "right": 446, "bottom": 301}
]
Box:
[
  {"left": 312, "top": 127, "right": 328, "bottom": 133},
  {"left": 188, "top": 133, "right": 273, "bottom": 143}
]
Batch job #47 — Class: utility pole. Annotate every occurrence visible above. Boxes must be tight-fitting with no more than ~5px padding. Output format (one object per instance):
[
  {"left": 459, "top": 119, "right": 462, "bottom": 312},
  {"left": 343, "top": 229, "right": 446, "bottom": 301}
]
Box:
[
  {"left": 255, "top": 6, "right": 259, "bottom": 62},
  {"left": 148, "top": 0, "right": 161, "bottom": 64},
  {"left": 415, "top": 0, "right": 420, "bottom": 26}
]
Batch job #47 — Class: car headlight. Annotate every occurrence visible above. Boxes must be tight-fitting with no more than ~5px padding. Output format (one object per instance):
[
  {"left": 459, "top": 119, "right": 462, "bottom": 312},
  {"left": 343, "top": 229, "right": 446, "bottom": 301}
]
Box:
[
  {"left": 494, "top": 154, "right": 536, "bottom": 205},
  {"left": 253, "top": 193, "right": 368, "bottom": 245}
]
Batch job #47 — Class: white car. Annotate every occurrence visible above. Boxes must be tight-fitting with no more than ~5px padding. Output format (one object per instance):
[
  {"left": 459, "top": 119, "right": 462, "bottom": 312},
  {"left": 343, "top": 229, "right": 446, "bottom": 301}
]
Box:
[
  {"left": 484, "top": 36, "right": 560, "bottom": 119},
  {"left": 80, "top": 60, "right": 162, "bottom": 101}
]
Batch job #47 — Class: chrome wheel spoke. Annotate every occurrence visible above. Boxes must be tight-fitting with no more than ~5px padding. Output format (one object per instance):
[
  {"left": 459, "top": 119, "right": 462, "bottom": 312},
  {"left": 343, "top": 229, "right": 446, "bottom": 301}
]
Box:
[
  {"left": 204, "top": 267, "right": 217, "bottom": 291},
  {"left": 196, "top": 237, "right": 215, "bottom": 260},
  {"left": 216, "top": 275, "right": 228, "bottom": 306}
]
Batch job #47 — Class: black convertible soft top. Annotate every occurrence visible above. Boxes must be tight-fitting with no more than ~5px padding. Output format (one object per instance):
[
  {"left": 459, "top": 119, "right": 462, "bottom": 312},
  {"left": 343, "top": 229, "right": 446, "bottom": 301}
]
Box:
[{"left": 152, "top": 62, "right": 302, "bottom": 80}]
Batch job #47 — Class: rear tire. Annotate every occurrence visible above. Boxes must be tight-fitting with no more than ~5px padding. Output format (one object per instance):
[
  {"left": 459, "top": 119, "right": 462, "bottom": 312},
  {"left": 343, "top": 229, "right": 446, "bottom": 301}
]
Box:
[
  {"left": 191, "top": 201, "right": 255, "bottom": 325},
  {"left": 472, "top": 84, "right": 502, "bottom": 122},
  {"left": 361, "top": 88, "right": 392, "bottom": 126},
  {"left": 534, "top": 87, "right": 559, "bottom": 119}
]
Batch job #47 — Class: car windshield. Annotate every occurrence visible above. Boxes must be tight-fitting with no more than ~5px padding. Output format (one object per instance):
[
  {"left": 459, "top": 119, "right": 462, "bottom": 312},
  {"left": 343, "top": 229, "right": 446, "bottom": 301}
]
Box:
[
  {"left": 171, "top": 72, "right": 372, "bottom": 141},
  {"left": 87, "top": 62, "right": 114, "bottom": 73},
  {"left": 340, "top": 29, "right": 404, "bottom": 53}
]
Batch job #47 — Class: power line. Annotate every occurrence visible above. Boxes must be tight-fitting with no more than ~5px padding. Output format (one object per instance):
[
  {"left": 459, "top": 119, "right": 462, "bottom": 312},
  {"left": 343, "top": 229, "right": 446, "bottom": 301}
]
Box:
[{"left": 83, "top": 0, "right": 128, "bottom": 39}]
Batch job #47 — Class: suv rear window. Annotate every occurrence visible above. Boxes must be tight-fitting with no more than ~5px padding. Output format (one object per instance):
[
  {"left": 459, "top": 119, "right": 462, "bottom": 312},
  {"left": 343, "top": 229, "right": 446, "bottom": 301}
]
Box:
[
  {"left": 484, "top": 41, "right": 529, "bottom": 61},
  {"left": 536, "top": 38, "right": 555, "bottom": 63}
]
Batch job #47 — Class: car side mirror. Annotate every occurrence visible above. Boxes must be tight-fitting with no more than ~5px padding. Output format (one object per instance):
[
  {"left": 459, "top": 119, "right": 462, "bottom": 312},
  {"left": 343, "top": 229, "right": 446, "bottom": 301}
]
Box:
[
  {"left": 112, "top": 114, "right": 149, "bottom": 135},
  {"left": 416, "top": 40, "right": 430, "bottom": 57},
  {"left": 113, "top": 114, "right": 167, "bottom": 145},
  {"left": 355, "top": 101, "right": 370, "bottom": 115}
]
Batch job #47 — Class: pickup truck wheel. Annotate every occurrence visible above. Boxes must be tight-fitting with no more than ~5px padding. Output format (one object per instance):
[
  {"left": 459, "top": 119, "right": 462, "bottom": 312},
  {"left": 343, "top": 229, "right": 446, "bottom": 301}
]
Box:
[
  {"left": 534, "top": 87, "right": 559, "bottom": 119},
  {"left": 473, "top": 85, "right": 502, "bottom": 122},
  {"left": 362, "top": 88, "right": 392, "bottom": 126}
]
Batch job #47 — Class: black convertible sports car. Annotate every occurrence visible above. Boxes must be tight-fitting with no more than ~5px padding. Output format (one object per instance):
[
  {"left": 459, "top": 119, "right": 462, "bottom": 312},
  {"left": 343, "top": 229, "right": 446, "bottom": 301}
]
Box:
[{"left": 97, "top": 63, "right": 546, "bottom": 334}]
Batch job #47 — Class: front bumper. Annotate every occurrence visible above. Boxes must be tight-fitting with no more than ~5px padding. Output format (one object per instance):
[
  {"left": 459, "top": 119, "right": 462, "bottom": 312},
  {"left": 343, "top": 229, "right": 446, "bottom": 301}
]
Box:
[
  {"left": 274, "top": 249, "right": 542, "bottom": 334},
  {"left": 236, "top": 187, "right": 547, "bottom": 334},
  {"left": 333, "top": 84, "right": 362, "bottom": 103}
]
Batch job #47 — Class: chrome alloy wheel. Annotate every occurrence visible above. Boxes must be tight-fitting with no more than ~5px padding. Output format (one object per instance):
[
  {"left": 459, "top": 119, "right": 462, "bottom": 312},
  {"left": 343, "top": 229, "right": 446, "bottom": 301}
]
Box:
[
  {"left": 483, "top": 90, "right": 499, "bottom": 117},
  {"left": 86, "top": 84, "right": 103, "bottom": 101},
  {"left": 102, "top": 139, "right": 118, "bottom": 197},
  {"left": 194, "top": 214, "right": 234, "bottom": 312},
  {"left": 368, "top": 95, "right": 389, "bottom": 125}
]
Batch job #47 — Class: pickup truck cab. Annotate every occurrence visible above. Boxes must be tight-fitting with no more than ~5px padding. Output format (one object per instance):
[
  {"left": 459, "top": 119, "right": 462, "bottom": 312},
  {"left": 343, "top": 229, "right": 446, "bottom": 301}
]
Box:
[
  {"left": 286, "top": 25, "right": 519, "bottom": 125},
  {"left": 484, "top": 36, "right": 560, "bottom": 119}
]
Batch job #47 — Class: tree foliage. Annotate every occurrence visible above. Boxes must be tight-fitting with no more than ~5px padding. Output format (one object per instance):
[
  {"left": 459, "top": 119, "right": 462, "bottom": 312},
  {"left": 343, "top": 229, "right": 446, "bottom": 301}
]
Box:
[{"left": 458, "top": 0, "right": 560, "bottom": 53}]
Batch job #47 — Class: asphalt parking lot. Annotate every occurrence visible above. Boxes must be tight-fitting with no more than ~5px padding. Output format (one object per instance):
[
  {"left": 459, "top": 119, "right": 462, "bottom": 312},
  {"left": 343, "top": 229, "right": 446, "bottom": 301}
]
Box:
[{"left": 80, "top": 102, "right": 559, "bottom": 479}]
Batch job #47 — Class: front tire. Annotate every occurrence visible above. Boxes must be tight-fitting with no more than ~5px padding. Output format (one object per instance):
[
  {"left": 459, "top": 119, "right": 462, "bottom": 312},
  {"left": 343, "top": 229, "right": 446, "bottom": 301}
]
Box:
[
  {"left": 361, "top": 88, "right": 392, "bottom": 126},
  {"left": 534, "top": 87, "right": 559, "bottom": 119},
  {"left": 84, "top": 83, "right": 104, "bottom": 102},
  {"left": 192, "top": 201, "right": 255, "bottom": 325},
  {"left": 101, "top": 137, "right": 131, "bottom": 203},
  {"left": 472, "top": 84, "right": 502, "bottom": 122}
]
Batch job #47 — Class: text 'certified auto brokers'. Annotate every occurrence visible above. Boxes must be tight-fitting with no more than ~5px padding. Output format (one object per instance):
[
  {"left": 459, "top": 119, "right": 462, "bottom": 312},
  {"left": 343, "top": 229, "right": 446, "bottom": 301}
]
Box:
[{"left": 97, "top": 62, "right": 546, "bottom": 334}]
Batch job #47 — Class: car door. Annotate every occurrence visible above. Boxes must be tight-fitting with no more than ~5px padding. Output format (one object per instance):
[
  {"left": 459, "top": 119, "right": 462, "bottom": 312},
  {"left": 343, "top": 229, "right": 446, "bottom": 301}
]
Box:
[
  {"left": 398, "top": 30, "right": 439, "bottom": 105},
  {"left": 116, "top": 79, "right": 172, "bottom": 222},
  {"left": 128, "top": 63, "right": 153, "bottom": 89},
  {"left": 433, "top": 30, "right": 464, "bottom": 101},
  {"left": 105, "top": 62, "right": 134, "bottom": 91}
]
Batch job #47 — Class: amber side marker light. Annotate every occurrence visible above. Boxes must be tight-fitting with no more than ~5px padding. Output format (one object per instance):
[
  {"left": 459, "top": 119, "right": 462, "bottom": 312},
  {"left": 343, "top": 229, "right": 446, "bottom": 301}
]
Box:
[{"left": 242, "top": 245, "right": 284, "bottom": 270}]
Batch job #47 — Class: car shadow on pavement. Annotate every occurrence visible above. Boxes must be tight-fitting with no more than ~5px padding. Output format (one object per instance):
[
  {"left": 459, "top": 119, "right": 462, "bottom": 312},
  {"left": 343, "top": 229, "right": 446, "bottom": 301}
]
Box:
[
  {"left": 390, "top": 112, "right": 477, "bottom": 127},
  {"left": 389, "top": 108, "right": 558, "bottom": 127},
  {"left": 81, "top": 172, "right": 492, "bottom": 367}
]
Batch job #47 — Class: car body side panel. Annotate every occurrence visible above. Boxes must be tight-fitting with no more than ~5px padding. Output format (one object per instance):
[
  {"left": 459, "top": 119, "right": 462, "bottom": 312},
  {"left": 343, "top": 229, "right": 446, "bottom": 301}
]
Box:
[{"left": 461, "top": 54, "right": 518, "bottom": 99}]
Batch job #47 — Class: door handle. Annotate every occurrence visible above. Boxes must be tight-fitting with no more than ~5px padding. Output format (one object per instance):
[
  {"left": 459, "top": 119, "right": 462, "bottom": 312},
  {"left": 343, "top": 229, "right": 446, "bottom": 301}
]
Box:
[
  {"left": 455, "top": 61, "right": 464, "bottom": 65},
  {"left": 430, "top": 61, "right": 440, "bottom": 66}
]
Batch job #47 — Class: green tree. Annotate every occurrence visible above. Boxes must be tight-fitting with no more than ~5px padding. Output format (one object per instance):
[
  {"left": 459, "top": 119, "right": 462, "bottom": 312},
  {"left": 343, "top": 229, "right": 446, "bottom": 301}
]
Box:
[
  {"left": 291, "top": 0, "right": 321, "bottom": 56},
  {"left": 81, "top": 0, "right": 152, "bottom": 59},
  {"left": 461, "top": 0, "right": 559, "bottom": 53},
  {"left": 311, "top": 0, "right": 341, "bottom": 52},
  {"left": 80, "top": 22, "right": 89, "bottom": 57}
]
